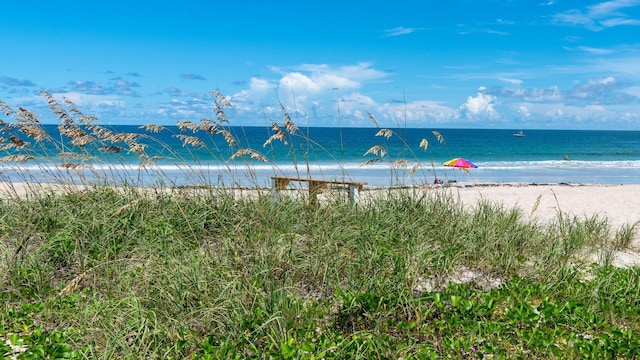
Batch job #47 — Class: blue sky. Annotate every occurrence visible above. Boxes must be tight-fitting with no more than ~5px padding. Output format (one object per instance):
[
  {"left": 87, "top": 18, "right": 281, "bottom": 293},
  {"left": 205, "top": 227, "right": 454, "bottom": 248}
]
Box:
[{"left": 2, "top": 0, "right": 640, "bottom": 129}]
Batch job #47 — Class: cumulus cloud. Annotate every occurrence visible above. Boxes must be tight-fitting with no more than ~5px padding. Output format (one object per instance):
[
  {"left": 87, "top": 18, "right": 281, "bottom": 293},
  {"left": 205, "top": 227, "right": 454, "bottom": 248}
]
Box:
[
  {"left": 381, "top": 100, "right": 460, "bottom": 125},
  {"left": 340, "top": 92, "right": 376, "bottom": 106},
  {"left": 276, "top": 62, "right": 386, "bottom": 97},
  {"left": 565, "top": 76, "right": 637, "bottom": 104},
  {"left": 518, "top": 105, "right": 531, "bottom": 118},
  {"left": 232, "top": 77, "right": 274, "bottom": 110},
  {"left": 332, "top": 95, "right": 459, "bottom": 127},
  {"left": 279, "top": 72, "right": 360, "bottom": 94},
  {"left": 460, "top": 88, "right": 499, "bottom": 120},
  {"left": 289, "top": 62, "right": 387, "bottom": 84},
  {"left": 228, "top": 62, "right": 389, "bottom": 121},
  {"left": 485, "top": 85, "right": 562, "bottom": 103}
]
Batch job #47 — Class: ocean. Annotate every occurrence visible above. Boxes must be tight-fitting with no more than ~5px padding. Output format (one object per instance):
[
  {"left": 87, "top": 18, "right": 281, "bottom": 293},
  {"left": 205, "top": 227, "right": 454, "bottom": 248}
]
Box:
[{"left": 2, "top": 125, "right": 640, "bottom": 187}]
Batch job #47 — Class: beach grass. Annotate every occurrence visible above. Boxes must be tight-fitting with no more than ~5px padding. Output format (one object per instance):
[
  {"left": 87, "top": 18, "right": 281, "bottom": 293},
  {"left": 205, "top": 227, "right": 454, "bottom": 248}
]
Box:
[
  {"left": 1, "top": 187, "right": 639, "bottom": 359},
  {"left": 1, "top": 93, "right": 640, "bottom": 359}
]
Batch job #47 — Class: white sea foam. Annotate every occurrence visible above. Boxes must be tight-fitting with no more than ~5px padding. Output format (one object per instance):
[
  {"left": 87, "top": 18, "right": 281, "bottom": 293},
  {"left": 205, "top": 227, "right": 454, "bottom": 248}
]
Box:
[{"left": 2, "top": 158, "right": 640, "bottom": 186}]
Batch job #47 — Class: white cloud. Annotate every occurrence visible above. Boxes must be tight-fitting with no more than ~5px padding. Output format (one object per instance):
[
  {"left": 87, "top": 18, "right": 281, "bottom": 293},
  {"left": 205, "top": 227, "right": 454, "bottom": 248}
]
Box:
[
  {"left": 624, "top": 85, "right": 640, "bottom": 97},
  {"left": 341, "top": 92, "right": 376, "bottom": 106},
  {"left": 291, "top": 62, "right": 387, "bottom": 83},
  {"left": 230, "top": 62, "right": 391, "bottom": 121},
  {"left": 383, "top": 26, "right": 424, "bottom": 37},
  {"left": 575, "top": 46, "right": 614, "bottom": 55},
  {"left": 279, "top": 71, "right": 360, "bottom": 95},
  {"left": 518, "top": 105, "right": 531, "bottom": 118},
  {"left": 553, "top": 0, "right": 640, "bottom": 30},
  {"left": 588, "top": 0, "right": 640, "bottom": 17},
  {"left": 231, "top": 77, "right": 274, "bottom": 110},
  {"left": 499, "top": 77, "right": 523, "bottom": 86},
  {"left": 376, "top": 100, "right": 459, "bottom": 125},
  {"left": 526, "top": 86, "right": 563, "bottom": 102},
  {"left": 53, "top": 92, "right": 125, "bottom": 108},
  {"left": 460, "top": 90, "right": 499, "bottom": 119},
  {"left": 496, "top": 18, "right": 515, "bottom": 25},
  {"left": 155, "top": 98, "right": 211, "bottom": 120},
  {"left": 280, "top": 72, "right": 322, "bottom": 94},
  {"left": 600, "top": 17, "right": 640, "bottom": 26}
]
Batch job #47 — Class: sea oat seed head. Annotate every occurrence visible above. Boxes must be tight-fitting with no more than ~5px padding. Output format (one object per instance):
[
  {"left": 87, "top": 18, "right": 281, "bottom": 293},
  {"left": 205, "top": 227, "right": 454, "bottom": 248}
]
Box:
[
  {"left": 393, "top": 159, "right": 408, "bottom": 168},
  {"left": 102, "top": 145, "right": 122, "bottom": 153},
  {"left": 360, "top": 158, "right": 382, "bottom": 167},
  {"left": 177, "top": 121, "right": 198, "bottom": 132},
  {"left": 0, "top": 154, "right": 34, "bottom": 163},
  {"left": 408, "top": 163, "right": 420, "bottom": 177},
  {"left": 9, "top": 135, "right": 27, "bottom": 148},
  {"left": 375, "top": 129, "right": 393, "bottom": 139},
  {"left": 264, "top": 133, "right": 287, "bottom": 147},
  {"left": 432, "top": 131, "right": 446, "bottom": 145},
  {"left": 219, "top": 129, "right": 237, "bottom": 147},
  {"left": 367, "top": 112, "right": 379, "bottom": 128},
  {"left": 419, "top": 138, "right": 429, "bottom": 151},
  {"left": 531, "top": 194, "right": 542, "bottom": 216},
  {"left": 364, "top": 145, "right": 387, "bottom": 157},
  {"left": 71, "top": 135, "right": 95, "bottom": 147},
  {"left": 175, "top": 134, "right": 206, "bottom": 148},
  {"left": 283, "top": 119, "right": 299, "bottom": 135},
  {"left": 128, "top": 142, "right": 148, "bottom": 157},
  {"left": 230, "top": 148, "right": 268, "bottom": 162},
  {"left": 140, "top": 124, "right": 165, "bottom": 133}
]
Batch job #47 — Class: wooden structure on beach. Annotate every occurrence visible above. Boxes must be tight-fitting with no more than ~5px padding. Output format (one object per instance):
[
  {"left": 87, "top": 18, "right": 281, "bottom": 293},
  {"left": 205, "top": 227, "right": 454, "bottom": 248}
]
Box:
[{"left": 271, "top": 176, "right": 367, "bottom": 203}]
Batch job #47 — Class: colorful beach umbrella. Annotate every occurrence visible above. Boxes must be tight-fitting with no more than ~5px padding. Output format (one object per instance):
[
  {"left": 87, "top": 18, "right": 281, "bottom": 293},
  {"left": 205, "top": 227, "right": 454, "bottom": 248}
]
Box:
[{"left": 443, "top": 157, "right": 478, "bottom": 169}]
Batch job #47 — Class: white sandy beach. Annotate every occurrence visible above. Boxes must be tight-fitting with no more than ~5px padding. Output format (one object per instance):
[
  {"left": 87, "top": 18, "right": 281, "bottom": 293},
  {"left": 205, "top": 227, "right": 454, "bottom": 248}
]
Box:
[{"left": 440, "top": 183, "right": 640, "bottom": 230}]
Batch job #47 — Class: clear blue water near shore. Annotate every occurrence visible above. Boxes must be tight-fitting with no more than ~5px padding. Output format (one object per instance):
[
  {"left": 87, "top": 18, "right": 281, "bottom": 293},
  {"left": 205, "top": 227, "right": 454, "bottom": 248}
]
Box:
[{"left": 2, "top": 126, "right": 640, "bottom": 187}]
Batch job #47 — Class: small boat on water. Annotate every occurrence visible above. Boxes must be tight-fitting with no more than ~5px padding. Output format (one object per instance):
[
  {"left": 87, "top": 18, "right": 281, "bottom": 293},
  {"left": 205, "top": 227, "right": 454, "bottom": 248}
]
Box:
[{"left": 513, "top": 130, "right": 526, "bottom": 137}]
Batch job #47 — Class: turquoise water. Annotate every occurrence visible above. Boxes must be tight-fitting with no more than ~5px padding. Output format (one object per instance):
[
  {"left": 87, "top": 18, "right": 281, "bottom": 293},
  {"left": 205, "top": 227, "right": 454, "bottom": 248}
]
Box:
[{"left": 2, "top": 126, "right": 640, "bottom": 186}]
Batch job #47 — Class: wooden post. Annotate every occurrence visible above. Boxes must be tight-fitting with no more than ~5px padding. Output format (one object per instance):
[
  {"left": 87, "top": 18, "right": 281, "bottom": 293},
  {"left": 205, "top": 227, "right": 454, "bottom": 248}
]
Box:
[
  {"left": 308, "top": 180, "right": 327, "bottom": 205},
  {"left": 271, "top": 177, "right": 290, "bottom": 201}
]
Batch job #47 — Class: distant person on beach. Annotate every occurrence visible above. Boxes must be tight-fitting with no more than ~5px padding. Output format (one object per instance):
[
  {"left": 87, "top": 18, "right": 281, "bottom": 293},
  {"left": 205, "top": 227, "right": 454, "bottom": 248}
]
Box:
[
  {"left": 434, "top": 178, "right": 443, "bottom": 184},
  {"left": 564, "top": 154, "right": 569, "bottom": 161}
]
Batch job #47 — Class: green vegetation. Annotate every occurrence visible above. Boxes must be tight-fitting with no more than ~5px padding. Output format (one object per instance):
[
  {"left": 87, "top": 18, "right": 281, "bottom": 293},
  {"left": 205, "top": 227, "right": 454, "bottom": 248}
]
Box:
[
  {"left": 1, "top": 187, "right": 639, "bottom": 359},
  {"left": 1, "top": 92, "right": 639, "bottom": 358}
]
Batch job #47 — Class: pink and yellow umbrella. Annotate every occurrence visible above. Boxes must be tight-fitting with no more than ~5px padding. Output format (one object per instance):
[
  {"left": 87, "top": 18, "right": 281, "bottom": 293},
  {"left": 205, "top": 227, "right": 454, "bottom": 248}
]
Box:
[{"left": 443, "top": 157, "right": 478, "bottom": 169}]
